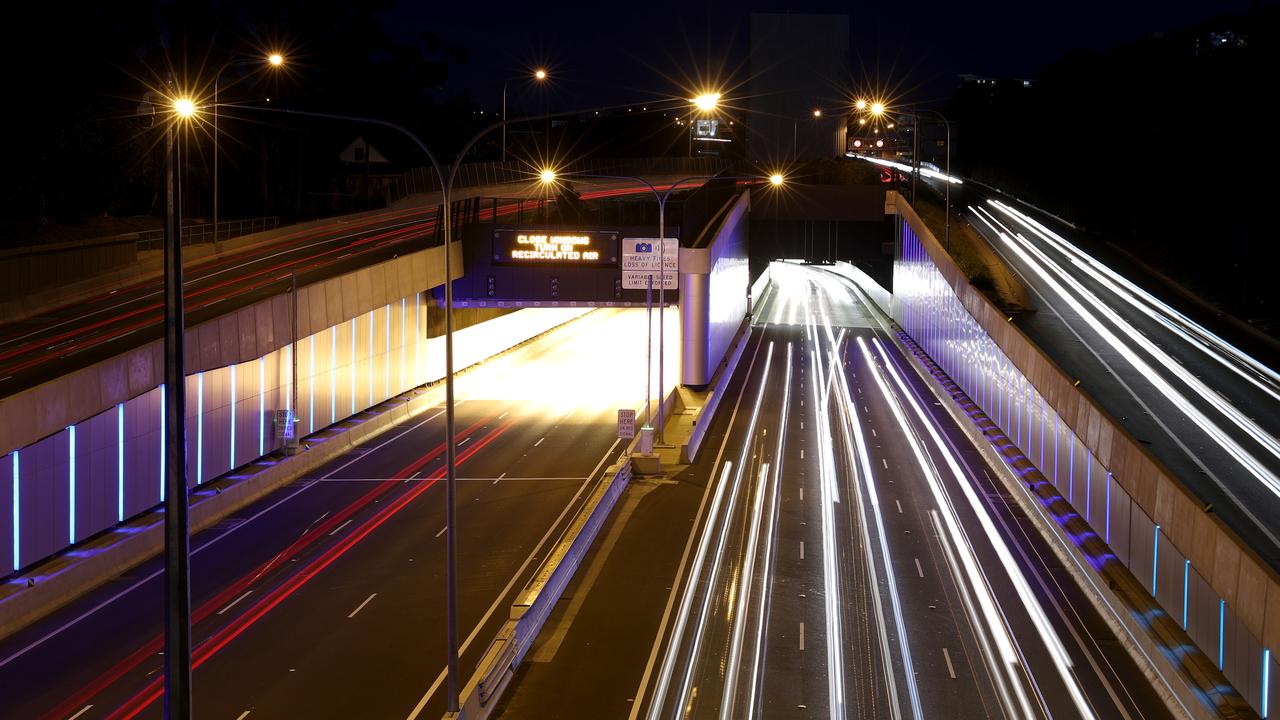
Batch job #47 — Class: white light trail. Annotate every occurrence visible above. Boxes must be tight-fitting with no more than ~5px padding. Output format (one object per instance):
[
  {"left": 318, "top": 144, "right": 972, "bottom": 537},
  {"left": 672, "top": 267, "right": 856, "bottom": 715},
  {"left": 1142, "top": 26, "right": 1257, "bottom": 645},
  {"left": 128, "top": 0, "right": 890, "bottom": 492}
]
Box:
[
  {"left": 851, "top": 154, "right": 964, "bottom": 184},
  {"left": 867, "top": 336, "right": 1097, "bottom": 720},
  {"left": 973, "top": 203, "right": 1280, "bottom": 493}
]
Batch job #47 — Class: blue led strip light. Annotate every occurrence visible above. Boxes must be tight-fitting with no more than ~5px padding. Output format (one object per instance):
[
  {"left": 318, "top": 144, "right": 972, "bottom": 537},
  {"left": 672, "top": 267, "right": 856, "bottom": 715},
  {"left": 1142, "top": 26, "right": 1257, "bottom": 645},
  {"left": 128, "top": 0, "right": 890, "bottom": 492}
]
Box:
[
  {"left": 117, "top": 404, "right": 124, "bottom": 521},
  {"left": 229, "top": 366, "right": 237, "bottom": 469},
  {"left": 196, "top": 373, "right": 203, "bottom": 484},
  {"left": 68, "top": 425, "right": 76, "bottom": 543},
  {"left": 1182, "top": 559, "right": 1190, "bottom": 629},
  {"left": 159, "top": 384, "right": 166, "bottom": 502},
  {"left": 12, "top": 451, "right": 19, "bottom": 571},
  {"left": 1152, "top": 524, "right": 1161, "bottom": 596},
  {"left": 258, "top": 358, "right": 265, "bottom": 456},
  {"left": 1219, "top": 599, "right": 1226, "bottom": 669}
]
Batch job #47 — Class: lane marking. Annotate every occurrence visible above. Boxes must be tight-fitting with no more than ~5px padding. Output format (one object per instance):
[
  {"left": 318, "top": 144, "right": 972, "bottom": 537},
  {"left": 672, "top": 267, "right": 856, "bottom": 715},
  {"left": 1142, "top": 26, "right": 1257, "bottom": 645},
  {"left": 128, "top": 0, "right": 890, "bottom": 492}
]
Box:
[
  {"left": 457, "top": 437, "right": 471, "bottom": 447},
  {"left": 799, "top": 486, "right": 804, "bottom": 502},
  {"left": 914, "top": 558, "right": 924, "bottom": 578},
  {"left": 534, "top": 437, "right": 545, "bottom": 447},
  {"left": 895, "top": 500, "right": 903, "bottom": 514},
  {"left": 799, "top": 622, "right": 805, "bottom": 650},
  {"left": 217, "top": 591, "right": 253, "bottom": 616},
  {"left": 871, "top": 428, "right": 878, "bottom": 437},
  {"left": 348, "top": 593, "right": 378, "bottom": 619},
  {"left": 943, "top": 648, "right": 957, "bottom": 679},
  {"left": 235, "top": 712, "right": 251, "bottom": 720},
  {"left": 328, "top": 519, "right": 354, "bottom": 536},
  {"left": 882, "top": 458, "right": 888, "bottom": 469},
  {"left": 406, "top": 436, "right": 625, "bottom": 719},
  {"left": 68, "top": 705, "right": 93, "bottom": 720},
  {"left": 492, "top": 472, "right": 507, "bottom": 485},
  {"left": 800, "top": 541, "right": 805, "bottom": 560},
  {"left": 499, "top": 412, "right": 509, "bottom": 420},
  {"left": 435, "top": 526, "right": 447, "bottom": 538},
  {"left": 800, "top": 449, "right": 805, "bottom": 459}
]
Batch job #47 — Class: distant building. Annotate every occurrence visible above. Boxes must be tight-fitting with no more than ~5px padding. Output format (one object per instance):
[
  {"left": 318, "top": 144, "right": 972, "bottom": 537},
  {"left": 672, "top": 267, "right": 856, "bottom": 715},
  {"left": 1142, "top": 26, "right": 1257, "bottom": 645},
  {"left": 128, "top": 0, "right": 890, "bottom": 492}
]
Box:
[{"left": 747, "top": 13, "right": 849, "bottom": 163}]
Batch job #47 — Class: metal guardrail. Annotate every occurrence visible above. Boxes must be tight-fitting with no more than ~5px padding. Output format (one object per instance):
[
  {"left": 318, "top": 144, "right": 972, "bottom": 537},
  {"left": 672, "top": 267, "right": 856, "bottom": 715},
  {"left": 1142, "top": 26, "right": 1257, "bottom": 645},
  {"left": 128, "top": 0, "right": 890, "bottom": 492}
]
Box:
[
  {"left": 136, "top": 216, "right": 280, "bottom": 251},
  {"left": 456, "top": 455, "right": 635, "bottom": 719}
]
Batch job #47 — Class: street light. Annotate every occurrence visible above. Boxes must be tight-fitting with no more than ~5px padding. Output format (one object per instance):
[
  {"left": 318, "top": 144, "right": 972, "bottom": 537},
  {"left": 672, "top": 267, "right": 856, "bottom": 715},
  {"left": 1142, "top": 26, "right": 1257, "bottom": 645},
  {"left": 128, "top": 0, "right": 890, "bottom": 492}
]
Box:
[
  {"left": 156, "top": 88, "right": 197, "bottom": 720},
  {"left": 503, "top": 68, "right": 549, "bottom": 162},
  {"left": 542, "top": 168, "right": 781, "bottom": 446},
  {"left": 856, "top": 99, "right": 952, "bottom": 249},
  {"left": 213, "top": 52, "right": 285, "bottom": 240}
]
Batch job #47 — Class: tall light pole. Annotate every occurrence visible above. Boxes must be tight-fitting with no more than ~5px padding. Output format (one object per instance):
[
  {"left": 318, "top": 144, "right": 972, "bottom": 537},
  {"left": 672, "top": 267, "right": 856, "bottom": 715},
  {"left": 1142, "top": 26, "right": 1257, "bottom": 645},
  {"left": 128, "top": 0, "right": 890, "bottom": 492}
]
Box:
[
  {"left": 542, "top": 165, "right": 784, "bottom": 446},
  {"left": 164, "top": 91, "right": 196, "bottom": 720},
  {"left": 502, "top": 68, "right": 547, "bottom": 162},
  {"left": 213, "top": 52, "right": 284, "bottom": 239}
]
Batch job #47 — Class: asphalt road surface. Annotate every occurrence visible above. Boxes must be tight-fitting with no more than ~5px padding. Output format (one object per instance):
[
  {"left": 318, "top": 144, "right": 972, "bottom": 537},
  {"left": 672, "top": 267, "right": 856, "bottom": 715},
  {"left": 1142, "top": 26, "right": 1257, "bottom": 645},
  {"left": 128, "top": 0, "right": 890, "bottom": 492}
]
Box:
[{"left": 636, "top": 262, "right": 1174, "bottom": 719}]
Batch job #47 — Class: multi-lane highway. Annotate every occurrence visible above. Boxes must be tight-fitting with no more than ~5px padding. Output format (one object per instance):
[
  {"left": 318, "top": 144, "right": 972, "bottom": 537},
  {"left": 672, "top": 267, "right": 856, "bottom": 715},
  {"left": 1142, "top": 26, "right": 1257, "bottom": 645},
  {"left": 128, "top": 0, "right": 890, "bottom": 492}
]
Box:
[
  {"left": 0, "top": 306, "right": 680, "bottom": 719},
  {"left": 637, "top": 262, "right": 1174, "bottom": 719},
  {"left": 941, "top": 185, "right": 1280, "bottom": 572},
  {"left": 0, "top": 178, "right": 687, "bottom": 397}
]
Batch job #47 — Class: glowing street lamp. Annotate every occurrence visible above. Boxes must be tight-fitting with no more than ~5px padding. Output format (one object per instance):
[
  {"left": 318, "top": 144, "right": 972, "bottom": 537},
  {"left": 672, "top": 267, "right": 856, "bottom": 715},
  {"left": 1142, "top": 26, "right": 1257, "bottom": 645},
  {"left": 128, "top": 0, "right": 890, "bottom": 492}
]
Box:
[
  {"left": 213, "top": 52, "right": 286, "bottom": 240},
  {"left": 869, "top": 101, "right": 885, "bottom": 116},
  {"left": 539, "top": 168, "right": 556, "bottom": 184},
  {"left": 172, "top": 97, "right": 196, "bottom": 119},
  {"left": 812, "top": 108, "right": 822, "bottom": 118},
  {"left": 866, "top": 99, "right": 953, "bottom": 248},
  {"left": 503, "top": 68, "right": 550, "bottom": 161},
  {"left": 770, "top": 173, "right": 785, "bottom": 187},
  {"left": 692, "top": 92, "right": 721, "bottom": 112}
]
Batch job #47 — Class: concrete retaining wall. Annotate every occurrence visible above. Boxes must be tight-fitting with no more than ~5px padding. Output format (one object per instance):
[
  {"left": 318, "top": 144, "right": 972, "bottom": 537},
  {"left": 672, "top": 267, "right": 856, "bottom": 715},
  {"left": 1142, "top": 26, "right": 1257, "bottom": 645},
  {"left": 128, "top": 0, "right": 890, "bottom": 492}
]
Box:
[{"left": 0, "top": 234, "right": 139, "bottom": 302}]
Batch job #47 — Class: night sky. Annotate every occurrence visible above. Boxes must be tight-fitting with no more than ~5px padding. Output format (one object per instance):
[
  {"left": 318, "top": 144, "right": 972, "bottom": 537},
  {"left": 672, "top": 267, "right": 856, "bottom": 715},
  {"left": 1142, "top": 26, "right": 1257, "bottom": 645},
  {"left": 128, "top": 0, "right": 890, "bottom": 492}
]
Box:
[{"left": 378, "top": 0, "right": 1249, "bottom": 109}]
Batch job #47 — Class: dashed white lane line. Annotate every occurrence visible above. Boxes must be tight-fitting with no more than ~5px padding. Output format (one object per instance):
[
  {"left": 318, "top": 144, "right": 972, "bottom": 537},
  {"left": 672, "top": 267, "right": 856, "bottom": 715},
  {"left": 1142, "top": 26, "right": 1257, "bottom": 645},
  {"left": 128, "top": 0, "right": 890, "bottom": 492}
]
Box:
[
  {"left": 217, "top": 590, "right": 253, "bottom": 616},
  {"left": 871, "top": 428, "right": 877, "bottom": 437},
  {"left": 492, "top": 472, "right": 507, "bottom": 485},
  {"left": 533, "top": 437, "right": 545, "bottom": 447},
  {"left": 235, "top": 711, "right": 252, "bottom": 720},
  {"left": 800, "top": 541, "right": 805, "bottom": 560},
  {"left": 914, "top": 558, "right": 924, "bottom": 578},
  {"left": 895, "top": 500, "right": 903, "bottom": 514},
  {"left": 458, "top": 436, "right": 471, "bottom": 447},
  {"left": 800, "top": 449, "right": 805, "bottom": 459},
  {"left": 799, "top": 486, "right": 804, "bottom": 502},
  {"left": 348, "top": 593, "right": 378, "bottom": 619},
  {"left": 800, "top": 421, "right": 804, "bottom": 430},
  {"left": 882, "top": 458, "right": 888, "bottom": 469},
  {"left": 68, "top": 705, "right": 93, "bottom": 720},
  {"left": 499, "top": 411, "right": 509, "bottom": 420},
  {"left": 329, "top": 519, "right": 354, "bottom": 536},
  {"left": 435, "top": 526, "right": 448, "bottom": 538},
  {"left": 799, "top": 622, "right": 806, "bottom": 650},
  {"left": 943, "top": 647, "right": 957, "bottom": 679}
]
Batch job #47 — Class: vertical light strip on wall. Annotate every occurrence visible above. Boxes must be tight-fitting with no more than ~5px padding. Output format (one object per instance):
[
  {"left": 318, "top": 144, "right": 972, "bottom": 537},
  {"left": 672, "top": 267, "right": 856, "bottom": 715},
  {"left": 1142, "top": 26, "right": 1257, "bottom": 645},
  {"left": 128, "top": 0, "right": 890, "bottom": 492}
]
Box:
[
  {"left": 159, "top": 384, "right": 166, "bottom": 502},
  {"left": 1182, "top": 559, "right": 1190, "bottom": 629},
  {"left": 1085, "top": 457, "right": 1092, "bottom": 523},
  {"left": 1068, "top": 433, "right": 1076, "bottom": 501},
  {"left": 229, "top": 365, "right": 236, "bottom": 469},
  {"left": 350, "top": 319, "right": 357, "bottom": 415},
  {"left": 11, "top": 451, "right": 18, "bottom": 571},
  {"left": 384, "top": 304, "right": 390, "bottom": 399},
  {"left": 1264, "top": 648, "right": 1271, "bottom": 718},
  {"left": 309, "top": 336, "right": 316, "bottom": 434},
  {"left": 283, "top": 346, "right": 291, "bottom": 440},
  {"left": 68, "top": 425, "right": 76, "bottom": 543},
  {"left": 368, "top": 310, "right": 375, "bottom": 406},
  {"left": 1218, "top": 594, "right": 1228, "bottom": 666},
  {"left": 117, "top": 403, "right": 124, "bottom": 521},
  {"left": 1152, "top": 524, "right": 1161, "bottom": 595},
  {"left": 400, "top": 297, "right": 406, "bottom": 391},
  {"left": 415, "top": 292, "right": 421, "bottom": 383},
  {"left": 330, "top": 327, "right": 337, "bottom": 424},
  {"left": 258, "top": 357, "right": 265, "bottom": 456},
  {"left": 196, "top": 373, "right": 204, "bottom": 484}
]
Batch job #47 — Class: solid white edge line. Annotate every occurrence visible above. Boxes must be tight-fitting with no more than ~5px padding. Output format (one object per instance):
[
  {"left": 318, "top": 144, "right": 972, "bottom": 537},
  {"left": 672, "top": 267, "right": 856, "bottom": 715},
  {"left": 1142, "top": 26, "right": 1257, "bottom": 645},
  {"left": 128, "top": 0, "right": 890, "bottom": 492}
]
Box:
[{"left": 348, "top": 593, "right": 378, "bottom": 619}]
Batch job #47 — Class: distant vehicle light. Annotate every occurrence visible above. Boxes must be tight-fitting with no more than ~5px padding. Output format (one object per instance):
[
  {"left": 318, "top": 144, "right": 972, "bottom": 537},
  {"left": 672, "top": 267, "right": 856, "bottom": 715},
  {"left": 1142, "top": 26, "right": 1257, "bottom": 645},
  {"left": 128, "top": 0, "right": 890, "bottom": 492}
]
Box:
[
  {"left": 875, "top": 139, "right": 884, "bottom": 148},
  {"left": 853, "top": 139, "right": 863, "bottom": 147}
]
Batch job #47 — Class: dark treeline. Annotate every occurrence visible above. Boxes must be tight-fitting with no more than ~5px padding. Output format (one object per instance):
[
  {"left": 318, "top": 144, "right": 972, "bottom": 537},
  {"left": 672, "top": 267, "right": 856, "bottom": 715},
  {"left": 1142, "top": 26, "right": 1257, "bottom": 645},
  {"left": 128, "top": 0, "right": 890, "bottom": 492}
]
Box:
[{"left": 946, "top": 4, "right": 1279, "bottom": 329}]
